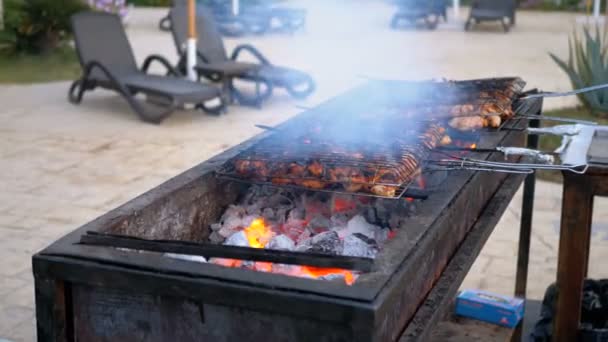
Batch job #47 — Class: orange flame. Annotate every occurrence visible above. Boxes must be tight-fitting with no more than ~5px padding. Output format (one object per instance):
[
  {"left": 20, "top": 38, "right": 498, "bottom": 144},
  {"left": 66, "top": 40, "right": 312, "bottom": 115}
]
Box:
[
  {"left": 470, "top": 143, "right": 477, "bottom": 149},
  {"left": 244, "top": 218, "right": 274, "bottom": 248},
  {"left": 301, "top": 266, "right": 356, "bottom": 285},
  {"left": 214, "top": 217, "right": 358, "bottom": 285}
]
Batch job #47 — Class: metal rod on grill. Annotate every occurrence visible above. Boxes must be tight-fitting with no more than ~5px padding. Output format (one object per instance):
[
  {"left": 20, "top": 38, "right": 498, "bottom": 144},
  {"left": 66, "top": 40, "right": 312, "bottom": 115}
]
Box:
[
  {"left": 80, "top": 231, "right": 374, "bottom": 272},
  {"left": 427, "top": 164, "right": 535, "bottom": 174},
  {"left": 511, "top": 114, "right": 597, "bottom": 126},
  {"left": 436, "top": 146, "right": 560, "bottom": 157},
  {"left": 433, "top": 157, "right": 588, "bottom": 174},
  {"left": 518, "top": 83, "right": 608, "bottom": 100}
]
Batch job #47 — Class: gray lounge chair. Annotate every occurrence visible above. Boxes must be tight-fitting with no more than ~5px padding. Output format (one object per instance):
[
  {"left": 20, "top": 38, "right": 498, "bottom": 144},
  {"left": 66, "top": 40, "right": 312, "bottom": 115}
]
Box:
[
  {"left": 390, "top": 0, "right": 447, "bottom": 30},
  {"left": 465, "top": 0, "right": 516, "bottom": 33},
  {"left": 69, "top": 12, "right": 224, "bottom": 124},
  {"left": 170, "top": 4, "right": 315, "bottom": 107}
]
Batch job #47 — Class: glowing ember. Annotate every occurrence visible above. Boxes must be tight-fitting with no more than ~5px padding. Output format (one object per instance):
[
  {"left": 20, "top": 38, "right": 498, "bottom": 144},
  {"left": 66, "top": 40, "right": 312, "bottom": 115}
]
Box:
[
  {"left": 416, "top": 175, "right": 426, "bottom": 189},
  {"left": 244, "top": 218, "right": 274, "bottom": 248},
  {"left": 254, "top": 261, "right": 273, "bottom": 272},
  {"left": 210, "top": 185, "right": 418, "bottom": 286},
  {"left": 301, "top": 266, "right": 355, "bottom": 285}
]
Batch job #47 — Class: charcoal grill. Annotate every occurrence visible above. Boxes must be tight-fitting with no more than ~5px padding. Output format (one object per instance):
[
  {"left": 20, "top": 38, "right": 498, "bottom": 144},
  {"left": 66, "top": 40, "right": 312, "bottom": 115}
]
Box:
[
  {"left": 33, "top": 78, "right": 542, "bottom": 342},
  {"left": 216, "top": 77, "right": 576, "bottom": 200}
]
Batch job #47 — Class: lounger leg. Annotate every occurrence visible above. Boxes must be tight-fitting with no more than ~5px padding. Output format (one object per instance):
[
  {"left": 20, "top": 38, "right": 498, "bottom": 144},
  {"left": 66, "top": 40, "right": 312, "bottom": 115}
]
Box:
[
  {"left": 464, "top": 18, "right": 473, "bottom": 31},
  {"left": 68, "top": 79, "right": 88, "bottom": 104},
  {"left": 502, "top": 18, "right": 510, "bottom": 33},
  {"left": 222, "top": 77, "right": 233, "bottom": 104},
  {"left": 285, "top": 75, "right": 315, "bottom": 99}
]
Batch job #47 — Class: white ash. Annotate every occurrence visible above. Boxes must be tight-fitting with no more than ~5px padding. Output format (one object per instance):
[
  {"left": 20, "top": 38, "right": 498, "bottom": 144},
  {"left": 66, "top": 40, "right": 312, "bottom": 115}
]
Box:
[
  {"left": 343, "top": 233, "right": 378, "bottom": 258},
  {"left": 164, "top": 253, "right": 207, "bottom": 263},
  {"left": 318, "top": 273, "right": 347, "bottom": 282},
  {"left": 330, "top": 213, "right": 349, "bottom": 227},
  {"left": 338, "top": 215, "right": 381, "bottom": 239},
  {"left": 266, "top": 234, "right": 295, "bottom": 251},
  {"left": 224, "top": 231, "right": 249, "bottom": 247},
  {"left": 294, "top": 227, "right": 313, "bottom": 246},
  {"left": 208, "top": 231, "right": 225, "bottom": 244},
  {"left": 217, "top": 214, "right": 259, "bottom": 238}
]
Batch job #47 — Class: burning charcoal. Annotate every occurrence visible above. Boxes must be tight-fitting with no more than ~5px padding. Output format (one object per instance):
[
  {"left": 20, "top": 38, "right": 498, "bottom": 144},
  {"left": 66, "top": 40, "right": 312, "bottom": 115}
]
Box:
[
  {"left": 267, "top": 234, "right": 295, "bottom": 251},
  {"left": 295, "top": 228, "right": 313, "bottom": 245},
  {"left": 374, "top": 229, "right": 390, "bottom": 247},
  {"left": 295, "top": 238, "right": 312, "bottom": 252},
  {"left": 288, "top": 207, "right": 305, "bottom": 221},
  {"left": 340, "top": 215, "right": 380, "bottom": 239},
  {"left": 224, "top": 231, "right": 249, "bottom": 247},
  {"left": 272, "top": 263, "right": 301, "bottom": 275},
  {"left": 306, "top": 215, "right": 331, "bottom": 232},
  {"left": 164, "top": 253, "right": 207, "bottom": 263},
  {"left": 343, "top": 233, "right": 378, "bottom": 258},
  {"left": 246, "top": 203, "right": 261, "bottom": 216},
  {"left": 282, "top": 217, "right": 307, "bottom": 241},
  {"left": 261, "top": 207, "right": 275, "bottom": 221},
  {"left": 209, "top": 231, "right": 225, "bottom": 244},
  {"left": 241, "top": 260, "right": 256, "bottom": 269},
  {"left": 308, "top": 231, "right": 343, "bottom": 255},
  {"left": 330, "top": 213, "right": 349, "bottom": 228},
  {"left": 362, "top": 207, "right": 378, "bottom": 226},
  {"left": 265, "top": 192, "right": 295, "bottom": 209}
]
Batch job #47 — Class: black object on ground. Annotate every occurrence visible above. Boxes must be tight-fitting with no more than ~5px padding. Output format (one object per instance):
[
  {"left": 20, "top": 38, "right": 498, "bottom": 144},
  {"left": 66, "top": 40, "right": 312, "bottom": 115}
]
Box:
[{"left": 530, "top": 279, "right": 608, "bottom": 342}]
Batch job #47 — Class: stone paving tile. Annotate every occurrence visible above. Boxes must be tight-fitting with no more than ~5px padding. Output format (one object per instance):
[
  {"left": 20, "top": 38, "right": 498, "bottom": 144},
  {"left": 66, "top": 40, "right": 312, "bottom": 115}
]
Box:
[{"left": 1, "top": 3, "right": 607, "bottom": 340}]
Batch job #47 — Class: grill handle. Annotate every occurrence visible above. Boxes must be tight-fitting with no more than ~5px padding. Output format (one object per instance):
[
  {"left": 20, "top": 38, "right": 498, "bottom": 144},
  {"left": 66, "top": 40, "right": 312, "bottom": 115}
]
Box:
[{"left": 519, "top": 83, "right": 608, "bottom": 100}]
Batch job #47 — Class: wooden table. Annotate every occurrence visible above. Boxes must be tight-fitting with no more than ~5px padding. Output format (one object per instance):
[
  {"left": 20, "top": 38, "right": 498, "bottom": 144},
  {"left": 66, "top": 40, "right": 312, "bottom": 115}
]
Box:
[{"left": 553, "top": 164, "right": 608, "bottom": 341}]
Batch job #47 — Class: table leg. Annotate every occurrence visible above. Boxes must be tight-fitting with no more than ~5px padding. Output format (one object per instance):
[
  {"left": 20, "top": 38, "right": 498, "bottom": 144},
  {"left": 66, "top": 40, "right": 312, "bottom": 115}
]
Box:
[
  {"left": 511, "top": 101, "right": 541, "bottom": 342},
  {"left": 553, "top": 173, "right": 594, "bottom": 342}
]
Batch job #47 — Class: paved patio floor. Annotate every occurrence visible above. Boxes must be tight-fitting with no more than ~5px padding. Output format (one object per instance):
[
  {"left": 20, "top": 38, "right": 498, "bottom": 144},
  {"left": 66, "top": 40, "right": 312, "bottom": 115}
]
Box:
[{"left": 1, "top": 2, "right": 607, "bottom": 340}]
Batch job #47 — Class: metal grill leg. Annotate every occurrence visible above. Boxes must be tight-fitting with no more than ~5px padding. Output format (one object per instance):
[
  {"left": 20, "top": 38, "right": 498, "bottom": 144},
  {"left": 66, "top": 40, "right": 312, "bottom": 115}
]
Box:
[{"left": 511, "top": 98, "right": 541, "bottom": 342}]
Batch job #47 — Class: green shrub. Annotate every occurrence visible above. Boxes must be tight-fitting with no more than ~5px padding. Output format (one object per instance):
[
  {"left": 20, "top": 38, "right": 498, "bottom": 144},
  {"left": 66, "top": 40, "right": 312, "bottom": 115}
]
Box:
[
  {"left": 1, "top": 0, "right": 89, "bottom": 54},
  {"left": 550, "top": 25, "right": 608, "bottom": 117}
]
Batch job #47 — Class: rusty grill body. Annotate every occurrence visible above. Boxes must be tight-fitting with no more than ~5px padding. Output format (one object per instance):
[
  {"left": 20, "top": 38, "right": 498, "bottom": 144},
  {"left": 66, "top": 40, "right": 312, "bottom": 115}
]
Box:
[{"left": 33, "top": 79, "right": 540, "bottom": 342}]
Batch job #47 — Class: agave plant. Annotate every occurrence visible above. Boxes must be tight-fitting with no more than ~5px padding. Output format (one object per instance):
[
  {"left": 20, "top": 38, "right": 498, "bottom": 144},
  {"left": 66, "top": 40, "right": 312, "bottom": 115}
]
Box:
[{"left": 550, "top": 25, "right": 608, "bottom": 116}]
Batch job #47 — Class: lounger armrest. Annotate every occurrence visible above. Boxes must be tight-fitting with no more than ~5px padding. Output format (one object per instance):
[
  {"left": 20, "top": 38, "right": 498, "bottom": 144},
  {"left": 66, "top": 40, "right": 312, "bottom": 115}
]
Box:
[
  {"left": 231, "top": 44, "right": 270, "bottom": 65},
  {"left": 142, "top": 55, "right": 180, "bottom": 77},
  {"left": 82, "top": 61, "right": 128, "bottom": 93}
]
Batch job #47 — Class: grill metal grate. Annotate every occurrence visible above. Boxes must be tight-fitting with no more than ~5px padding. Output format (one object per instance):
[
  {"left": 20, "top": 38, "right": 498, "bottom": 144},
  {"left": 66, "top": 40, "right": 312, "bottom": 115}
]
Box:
[{"left": 216, "top": 78, "right": 528, "bottom": 199}]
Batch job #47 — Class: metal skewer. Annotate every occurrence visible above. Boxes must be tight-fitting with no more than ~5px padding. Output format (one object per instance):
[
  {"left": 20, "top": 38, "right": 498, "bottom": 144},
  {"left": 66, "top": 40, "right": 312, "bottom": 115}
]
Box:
[
  {"left": 511, "top": 114, "right": 597, "bottom": 125},
  {"left": 519, "top": 83, "right": 608, "bottom": 100}
]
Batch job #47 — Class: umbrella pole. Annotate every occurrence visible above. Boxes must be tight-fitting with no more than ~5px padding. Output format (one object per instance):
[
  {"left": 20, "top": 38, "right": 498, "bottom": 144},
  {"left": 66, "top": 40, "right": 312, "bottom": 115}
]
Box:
[
  {"left": 187, "top": 0, "right": 197, "bottom": 81},
  {"left": 232, "top": 0, "right": 239, "bottom": 16}
]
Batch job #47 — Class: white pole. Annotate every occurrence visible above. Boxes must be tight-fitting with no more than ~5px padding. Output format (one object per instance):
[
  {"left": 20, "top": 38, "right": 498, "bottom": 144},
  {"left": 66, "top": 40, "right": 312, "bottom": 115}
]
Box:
[
  {"left": 232, "top": 0, "right": 239, "bottom": 16},
  {"left": 453, "top": 0, "right": 460, "bottom": 19},
  {"left": 594, "top": 0, "right": 601, "bottom": 19},
  {"left": 187, "top": 0, "right": 197, "bottom": 81}
]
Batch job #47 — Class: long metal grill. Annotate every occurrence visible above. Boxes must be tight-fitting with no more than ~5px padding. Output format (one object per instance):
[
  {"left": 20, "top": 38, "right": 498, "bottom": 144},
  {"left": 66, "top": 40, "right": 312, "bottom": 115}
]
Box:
[{"left": 216, "top": 78, "right": 527, "bottom": 199}]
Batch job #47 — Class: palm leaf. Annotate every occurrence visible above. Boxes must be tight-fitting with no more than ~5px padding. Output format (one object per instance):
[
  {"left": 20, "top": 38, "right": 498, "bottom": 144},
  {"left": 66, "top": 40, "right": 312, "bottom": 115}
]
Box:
[{"left": 551, "top": 24, "right": 608, "bottom": 115}]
